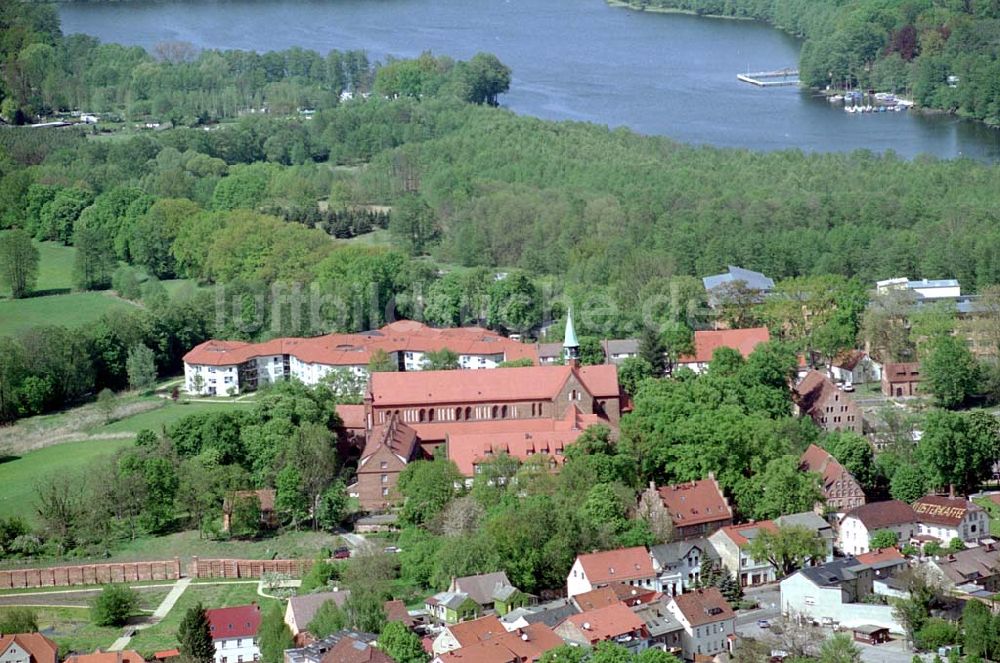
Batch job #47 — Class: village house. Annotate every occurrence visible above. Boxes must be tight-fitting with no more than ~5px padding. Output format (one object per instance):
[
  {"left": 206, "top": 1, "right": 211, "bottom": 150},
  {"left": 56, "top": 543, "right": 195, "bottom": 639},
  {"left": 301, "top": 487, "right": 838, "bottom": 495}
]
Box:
[
  {"left": 554, "top": 602, "right": 649, "bottom": 653},
  {"left": 632, "top": 601, "right": 684, "bottom": 655},
  {"left": 570, "top": 585, "right": 659, "bottom": 612},
  {"left": 650, "top": 477, "right": 734, "bottom": 541},
  {"left": 799, "top": 445, "right": 866, "bottom": 514},
  {"left": 284, "top": 591, "right": 350, "bottom": 639},
  {"left": 205, "top": 604, "right": 261, "bottom": 663},
  {"left": 664, "top": 587, "right": 736, "bottom": 661},
  {"left": 829, "top": 350, "right": 881, "bottom": 385},
  {"left": 321, "top": 637, "right": 392, "bottom": 663},
  {"left": 425, "top": 591, "right": 482, "bottom": 625},
  {"left": 779, "top": 557, "right": 901, "bottom": 632},
  {"left": 183, "top": 320, "right": 538, "bottom": 395},
  {"left": 912, "top": 494, "right": 988, "bottom": 544},
  {"left": 675, "top": 328, "right": 771, "bottom": 374},
  {"left": 499, "top": 598, "right": 580, "bottom": 631},
  {"left": 649, "top": 538, "right": 719, "bottom": 597},
  {"left": 876, "top": 277, "right": 961, "bottom": 301},
  {"left": 446, "top": 572, "right": 530, "bottom": 616},
  {"left": 432, "top": 623, "right": 564, "bottom": 662},
  {"left": 793, "top": 371, "right": 863, "bottom": 435},
  {"left": 927, "top": 543, "right": 1000, "bottom": 595},
  {"left": 838, "top": 501, "right": 917, "bottom": 556},
  {"left": 854, "top": 548, "right": 907, "bottom": 580},
  {"left": 566, "top": 546, "right": 657, "bottom": 598},
  {"left": 283, "top": 631, "right": 378, "bottom": 663},
  {"left": 352, "top": 416, "right": 421, "bottom": 511},
  {"left": 881, "top": 362, "right": 922, "bottom": 397},
  {"left": 431, "top": 615, "right": 506, "bottom": 655},
  {"left": 775, "top": 511, "right": 835, "bottom": 562},
  {"left": 222, "top": 490, "right": 277, "bottom": 532},
  {"left": 709, "top": 522, "right": 779, "bottom": 588},
  {"left": 0, "top": 634, "right": 58, "bottom": 663}
]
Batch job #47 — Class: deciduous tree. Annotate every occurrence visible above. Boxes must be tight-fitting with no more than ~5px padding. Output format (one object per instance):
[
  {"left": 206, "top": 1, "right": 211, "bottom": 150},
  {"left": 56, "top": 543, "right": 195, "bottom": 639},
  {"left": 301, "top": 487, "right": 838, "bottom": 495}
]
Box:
[{"left": 0, "top": 229, "right": 39, "bottom": 298}]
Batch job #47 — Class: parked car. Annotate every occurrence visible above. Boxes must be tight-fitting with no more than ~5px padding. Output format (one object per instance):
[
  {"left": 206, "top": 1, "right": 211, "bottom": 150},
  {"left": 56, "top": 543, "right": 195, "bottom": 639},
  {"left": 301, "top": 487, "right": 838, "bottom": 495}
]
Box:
[
  {"left": 333, "top": 547, "right": 351, "bottom": 559},
  {"left": 757, "top": 619, "right": 771, "bottom": 629},
  {"left": 383, "top": 546, "right": 401, "bottom": 554}
]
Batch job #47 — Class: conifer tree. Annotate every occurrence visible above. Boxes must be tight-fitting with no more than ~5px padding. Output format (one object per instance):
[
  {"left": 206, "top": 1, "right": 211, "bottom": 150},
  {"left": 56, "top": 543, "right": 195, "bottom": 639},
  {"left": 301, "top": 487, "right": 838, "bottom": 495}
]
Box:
[{"left": 177, "top": 603, "right": 215, "bottom": 663}]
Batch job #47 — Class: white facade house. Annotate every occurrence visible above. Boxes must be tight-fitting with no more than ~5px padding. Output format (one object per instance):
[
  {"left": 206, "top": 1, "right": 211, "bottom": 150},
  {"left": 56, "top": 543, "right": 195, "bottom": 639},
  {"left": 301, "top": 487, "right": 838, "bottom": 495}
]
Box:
[
  {"left": 829, "top": 351, "right": 882, "bottom": 385},
  {"left": 182, "top": 320, "right": 535, "bottom": 395},
  {"left": 838, "top": 501, "right": 917, "bottom": 556},
  {"left": 876, "top": 277, "right": 961, "bottom": 301},
  {"left": 912, "top": 495, "right": 988, "bottom": 544},
  {"left": 206, "top": 605, "right": 261, "bottom": 663},
  {"left": 665, "top": 588, "right": 735, "bottom": 661},
  {"left": 566, "top": 547, "right": 657, "bottom": 598},
  {"left": 650, "top": 539, "right": 719, "bottom": 596},
  {"left": 780, "top": 558, "right": 902, "bottom": 632},
  {"left": 709, "top": 523, "right": 778, "bottom": 588}
]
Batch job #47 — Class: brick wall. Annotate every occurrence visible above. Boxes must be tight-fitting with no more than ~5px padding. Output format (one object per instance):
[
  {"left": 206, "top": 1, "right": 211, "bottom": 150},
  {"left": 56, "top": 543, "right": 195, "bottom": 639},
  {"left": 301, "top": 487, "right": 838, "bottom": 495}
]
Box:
[
  {"left": 188, "top": 558, "right": 312, "bottom": 579},
  {"left": 0, "top": 559, "right": 181, "bottom": 589}
]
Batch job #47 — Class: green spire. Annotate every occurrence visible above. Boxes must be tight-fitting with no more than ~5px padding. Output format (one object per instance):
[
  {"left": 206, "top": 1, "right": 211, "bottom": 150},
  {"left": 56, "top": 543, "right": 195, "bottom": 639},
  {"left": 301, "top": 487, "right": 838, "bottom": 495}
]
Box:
[{"left": 563, "top": 307, "right": 579, "bottom": 359}]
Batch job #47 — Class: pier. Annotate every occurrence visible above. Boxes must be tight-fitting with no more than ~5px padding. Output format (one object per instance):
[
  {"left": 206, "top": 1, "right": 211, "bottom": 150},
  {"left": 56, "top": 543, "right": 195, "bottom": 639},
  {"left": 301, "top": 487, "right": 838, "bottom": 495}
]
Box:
[{"left": 737, "top": 68, "right": 800, "bottom": 87}]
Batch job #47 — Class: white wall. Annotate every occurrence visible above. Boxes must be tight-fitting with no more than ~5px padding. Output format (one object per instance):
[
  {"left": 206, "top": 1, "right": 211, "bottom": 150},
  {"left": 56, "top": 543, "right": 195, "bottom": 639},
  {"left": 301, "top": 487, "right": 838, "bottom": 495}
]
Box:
[
  {"left": 213, "top": 636, "right": 259, "bottom": 663},
  {"left": 839, "top": 517, "right": 915, "bottom": 556},
  {"left": 186, "top": 363, "right": 239, "bottom": 395},
  {"left": 665, "top": 601, "right": 734, "bottom": 661},
  {"left": 780, "top": 573, "right": 901, "bottom": 632}
]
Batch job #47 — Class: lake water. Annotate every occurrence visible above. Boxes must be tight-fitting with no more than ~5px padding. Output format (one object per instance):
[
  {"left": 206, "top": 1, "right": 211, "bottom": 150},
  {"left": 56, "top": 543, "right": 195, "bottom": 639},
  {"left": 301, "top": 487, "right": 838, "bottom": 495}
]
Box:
[{"left": 59, "top": 0, "right": 1000, "bottom": 160}]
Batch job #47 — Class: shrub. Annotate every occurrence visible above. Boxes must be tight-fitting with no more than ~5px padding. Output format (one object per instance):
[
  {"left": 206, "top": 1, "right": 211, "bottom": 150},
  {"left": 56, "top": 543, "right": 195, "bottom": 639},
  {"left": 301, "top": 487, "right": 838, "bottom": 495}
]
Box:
[{"left": 90, "top": 584, "right": 139, "bottom": 626}]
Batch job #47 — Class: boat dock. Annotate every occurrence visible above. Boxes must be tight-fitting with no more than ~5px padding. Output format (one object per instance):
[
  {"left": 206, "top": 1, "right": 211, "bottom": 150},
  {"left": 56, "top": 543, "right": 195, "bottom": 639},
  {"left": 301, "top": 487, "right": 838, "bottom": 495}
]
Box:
[{"left": 737, "top": 68, "right": 800, "bottom": 87}]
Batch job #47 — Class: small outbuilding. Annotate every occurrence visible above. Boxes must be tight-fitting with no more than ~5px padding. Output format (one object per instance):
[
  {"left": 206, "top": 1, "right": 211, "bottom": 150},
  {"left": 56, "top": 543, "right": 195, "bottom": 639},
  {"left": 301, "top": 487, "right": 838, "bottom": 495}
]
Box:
[{"left": 852, "top": 624, "right": 890, "bottom": 645}]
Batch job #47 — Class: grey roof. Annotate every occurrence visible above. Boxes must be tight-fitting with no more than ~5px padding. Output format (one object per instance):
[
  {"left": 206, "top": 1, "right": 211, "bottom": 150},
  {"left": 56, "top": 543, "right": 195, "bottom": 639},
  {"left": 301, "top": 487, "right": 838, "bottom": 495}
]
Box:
[
  {"left": 283, "top": 630, "right": 378, "bottom": 663},
  {"left": 932, "top": 545, "right": 1000, "bottom": 585},
  {"left": 537, "top": 342, "right": 563, "bottom": 359},
  {"left": 799, "top": 557, "right": 866, "bottom": 588},
  {"left": 518, "top": 598, "right": 580, "bottom": 628},
  {"left": 453, "top": 571, "right": 513, "bottom": 606},
  {"left": 703, "top": 266, "right": 775, "bottom": 292},
  {"left": 853, "top": 624, "right": 890, "bottom": 634},
  {"left": 430, "top": 590, "right": 474, "bottom": 610},
  {"left": 633, "top": 603, "right": 683, "bottom": 638},
  {"left": 492, "top": 584, "right": 519, "bottom": 601},
  {"left": 907, "top": 279, "right": 959, "bottom": 289},
  {"left": 776, "top": 512, "right": 834, "bottom": 538},
  {"left": 602, "top": 339, "right": 639, "bottom": 356},
  {"left": 650, "top": 538, "right": 719, "bottom": 567},
  {"left": 288, "top": 591, "right": 351, "bottom": 630}
]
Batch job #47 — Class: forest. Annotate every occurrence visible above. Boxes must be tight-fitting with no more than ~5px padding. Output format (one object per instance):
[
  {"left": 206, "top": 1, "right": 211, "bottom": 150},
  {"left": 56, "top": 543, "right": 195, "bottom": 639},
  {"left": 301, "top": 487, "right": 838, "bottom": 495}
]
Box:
[{"left": 619, "top": 0, "right": 1000, "bottom": 125}]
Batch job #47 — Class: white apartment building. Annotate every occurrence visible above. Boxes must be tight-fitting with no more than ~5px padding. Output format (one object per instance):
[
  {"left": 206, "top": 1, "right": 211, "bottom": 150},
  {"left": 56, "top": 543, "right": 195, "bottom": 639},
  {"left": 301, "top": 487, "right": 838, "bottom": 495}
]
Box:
[
  {"left": 206, "top": 604, "right": 261, "bottom": 663},
  {"left": 665, "top": 588, "right": 735, "bottom": 661}
]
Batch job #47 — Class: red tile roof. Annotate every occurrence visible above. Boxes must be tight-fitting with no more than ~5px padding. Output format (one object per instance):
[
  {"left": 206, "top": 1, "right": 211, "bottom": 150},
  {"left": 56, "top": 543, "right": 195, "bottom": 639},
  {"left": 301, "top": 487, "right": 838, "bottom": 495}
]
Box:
[
  {"left": 671, "top": 587, "right": 735, "bottom": 627},
  {"left": 575, "top": 546, "right": 654, "bottom": 585},
  {"left": 184, "top": 320, "right": 537, "bottom": 367},
  {"left": 832, "top": 350, "right": 866, "bottom": 371},
  {"left": 446, "top": 407, "right": 604, "bottom": 476},
  {"left": 716, "top": 521, "right": 778, "bottom": 548},
  {"left": 360, "top": 417, "right": 419, "bottom": 466},
  {"left": 679, "top": 328, "right": 770, "bottom": 365},
  {"left": 656, "top": 478, "right": 733, "bottom": 528},
  {"left": 912, "top": 495, "right": 981, "bottom": 527},
  {"left": 206, "top": 604, "right": 261, "bottom": 640},
  {"left": 383, "top": 600, "right": 415, "bottom": 628},
  {"left": 800, "top": 444, "right": 858, "bottom": 494},
  {"left": 855, "top": 548, "right": 905, "bottom": 566},
  {"left": 883, "top": 362, "right": 921, "bottom": 381},
  {"left": 336, "top": 404, "right": 366, "bottom": 430},
  {"left": 321, "top": 637, "right": 393, "bottom": 663},
  {"left": 572, "top": 587, "right": 620, "bottom": 611},
  {"left": 439, "top": 623, "right": 564, "bottom": 663},
  {"left": 66, "top": 651, "right": 145, "bottom": 663},
  {"left": 562, "top": 602, "right": 646, "bottom": 644},
  {"left": 844, "top": 500, "right": 917, "bottom": 530},
  {"left": 448, "top": 615, "right": 506, "bottom": 648},
  {"left": 370, "top": 364, "right": 618, "bottom": 407},
  {"left": 153, "top": 651, "right": 179, "bottom": 660},
  {"left": 0, "top": 634, "right": 58, "bottom": 663}
]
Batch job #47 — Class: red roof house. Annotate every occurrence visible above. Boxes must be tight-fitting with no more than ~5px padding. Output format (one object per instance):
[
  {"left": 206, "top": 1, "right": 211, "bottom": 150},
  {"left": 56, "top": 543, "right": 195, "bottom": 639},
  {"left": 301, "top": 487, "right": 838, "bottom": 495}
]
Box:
[
  {"left": 677, "top": 328, "right": 771, "bottom": 371},
  {"left": 554, "top": 602, "right": 647, "bottom": 647},
  {"left": 206, "top": 604, "right": 262, "bottom": 641},
  {"left": 0, "top": 634, "right": 58, "bottom": 663},
  {"left": 566, "top": 546, "right": 656, "bottom": 597},
  {"left": 653, "top": 477, "right": 734, "bottom": 540}
]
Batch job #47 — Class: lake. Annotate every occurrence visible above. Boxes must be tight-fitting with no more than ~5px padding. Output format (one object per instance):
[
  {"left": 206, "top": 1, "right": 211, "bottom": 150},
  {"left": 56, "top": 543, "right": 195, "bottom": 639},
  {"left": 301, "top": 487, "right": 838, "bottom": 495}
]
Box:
[{"left": 59, "top": 0, "right": 1000, "bottom": 160}]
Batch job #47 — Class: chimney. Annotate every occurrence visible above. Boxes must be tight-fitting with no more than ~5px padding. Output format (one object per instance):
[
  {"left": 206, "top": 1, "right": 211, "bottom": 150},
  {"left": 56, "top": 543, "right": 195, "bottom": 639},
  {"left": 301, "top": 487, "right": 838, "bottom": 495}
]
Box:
[
  {"left": 583, "top": 622, "right": 592, "bottom": 631},
  {"left": 949, "top": 484, "right": 955, "bottom": 498},
  {"left": 649, "top": 481, "right": 656, "bottom": 491}
]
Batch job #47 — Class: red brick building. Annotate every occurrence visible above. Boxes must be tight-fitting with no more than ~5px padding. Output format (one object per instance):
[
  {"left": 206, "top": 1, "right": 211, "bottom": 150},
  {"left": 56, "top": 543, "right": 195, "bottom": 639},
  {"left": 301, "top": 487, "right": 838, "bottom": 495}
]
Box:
[
  {"left": 881, "top": 362, "right": 922, "bottom": 397},
  {"left": 793, "top": 370, "right": 863, "bottom": 435},
  {"left": 354, "top": 416, "right": 421, "bottom": 511},
  {"left": 800, "top": 444, "right": 866, "bottom": 513},
  {"left": 653, "top": 477, "right": 734, "bottom": 540}
]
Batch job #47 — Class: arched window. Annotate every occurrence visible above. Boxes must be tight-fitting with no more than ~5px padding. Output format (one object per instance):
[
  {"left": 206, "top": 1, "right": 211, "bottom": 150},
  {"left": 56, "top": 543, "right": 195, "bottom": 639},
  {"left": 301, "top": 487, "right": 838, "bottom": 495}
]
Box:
[
  {"left": 455, "top": 407, "right": 462, "bottom": 421},
  {"left": 501, "top": 405, "right": 508, "bottom": 418},
  {"left": 428, "top": 408, "right": 435, "bottom": 422},
  {"left": 491, "top": 405, "right": 499, "bottom": 419},
  {"left": 419, "top": 409, "right": 426, "bottom": 423},
  {"left": 531, "top": 403, "right": 536, "bottom": 417},
  {"left": 465, "top": 406, "right": 472, "bottom": 420}
]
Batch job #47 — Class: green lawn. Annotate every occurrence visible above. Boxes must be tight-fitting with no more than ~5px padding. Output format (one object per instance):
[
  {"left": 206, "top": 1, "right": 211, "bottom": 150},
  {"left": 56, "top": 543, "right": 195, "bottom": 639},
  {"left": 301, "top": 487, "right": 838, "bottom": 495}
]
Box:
[
  {"left": 0, "top": 240, "right": 76, "bottom": 297},
  {"left": 85, "top": 399, "right": 253, "bottom": 436},
  {"left": 108, "top": 529, "right": 340, "bottom": 563},
  {"left": 6, "top": 606, "right": 123, "bottom": 655},
  {"left": 973, "top": 496, "right": 1000, "bottom": 536},
  {"left": 129, "top": 582, "right": 278, "bottom": 656},
  {"left": 0, "top": 291, "right": 135, "bottom": 336},
  {"left": 0, "top": 438, "right": 134, "bottom": 523}
]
